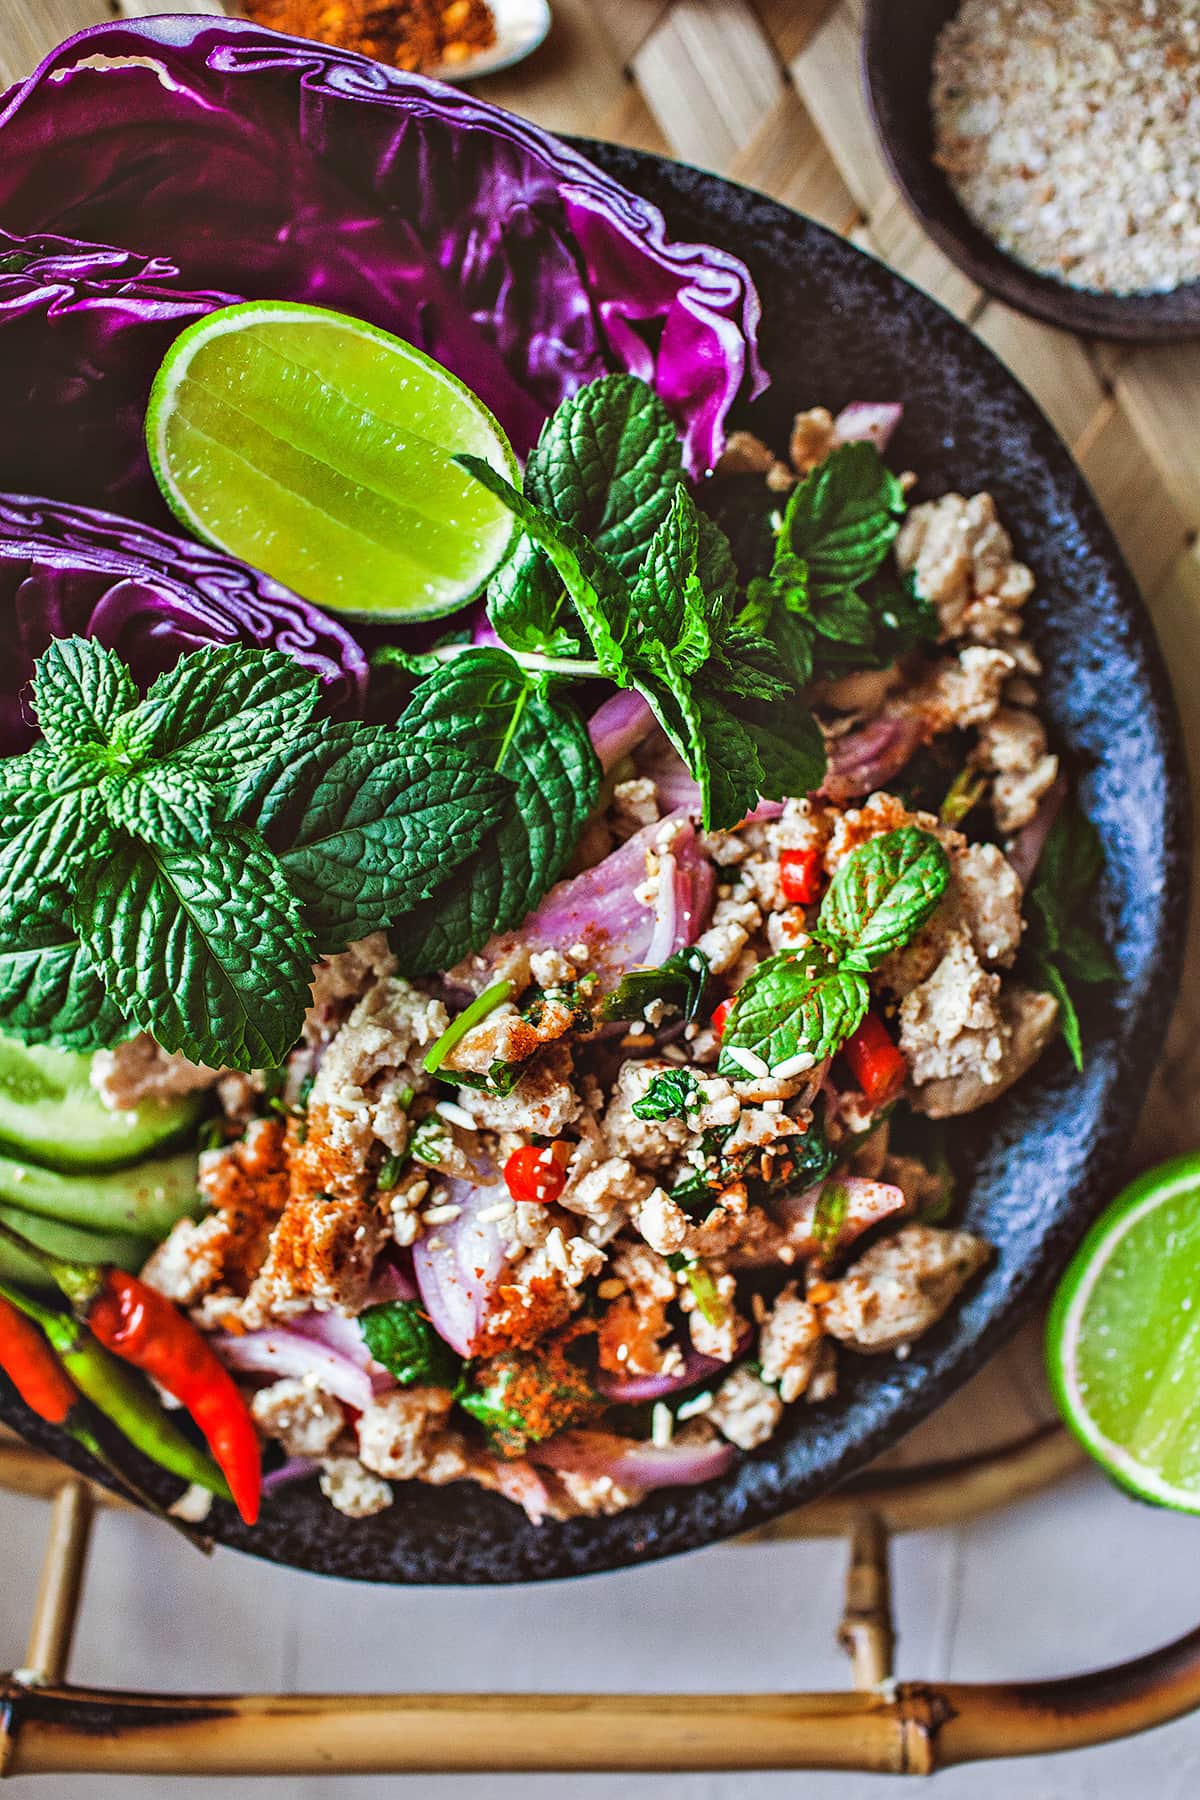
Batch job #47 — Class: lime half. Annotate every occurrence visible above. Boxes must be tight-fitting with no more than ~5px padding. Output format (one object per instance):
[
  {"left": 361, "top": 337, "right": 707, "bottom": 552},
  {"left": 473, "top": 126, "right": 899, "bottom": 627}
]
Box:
[
  {"left": 1047, "top": 1152, "right": 1200, "bottom": 1511},
  {"left": 146, "top": 301, "right": 519, "bottom": 622}
]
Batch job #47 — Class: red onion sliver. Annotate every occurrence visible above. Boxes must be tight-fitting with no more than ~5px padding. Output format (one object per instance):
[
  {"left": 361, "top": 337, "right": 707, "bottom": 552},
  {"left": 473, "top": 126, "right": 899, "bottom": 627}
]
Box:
[
  {"left": 213, "top": 1329, "right": 376, "bottom": 1411},
  {"left": 821, "top": 714, "right": 925, "bottom": 804},
  {"left": 531, "top": 1428, "right": 735, "bottom": 1491},
  {"left": 412, "top": 1163, "right": 510, "bottom": 1358},
  {"left": 589, "top": 689, "right": 657, "bottom": 772},
  {"left": 595, "top": 1340, "right": 742, "bottom": 1402},
  {"left": 262, "top": 1457, "right": 320, "bottom": 1496},
  {"left": 833, "top": 402, "right": 903, "bottom": 453},
  {"left": 1006, "top": 774, "right": 1068, "bottom": 887}
]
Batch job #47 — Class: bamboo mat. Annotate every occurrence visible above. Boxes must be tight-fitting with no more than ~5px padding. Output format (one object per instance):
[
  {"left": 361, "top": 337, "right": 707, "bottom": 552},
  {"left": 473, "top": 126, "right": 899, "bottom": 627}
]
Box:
[{"left": 6, "top": 0, "right": 1198, "bottom": 1480}]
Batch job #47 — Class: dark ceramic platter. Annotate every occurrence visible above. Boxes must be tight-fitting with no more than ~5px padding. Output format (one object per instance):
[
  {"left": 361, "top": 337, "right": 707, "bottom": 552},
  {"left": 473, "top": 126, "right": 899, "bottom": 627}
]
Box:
[
  {"left": 863, "top": 0, "right": 1200, "bottom": 342},
  {"left": 4, "top": 145, "right": 1187, "bottom": 1584}
]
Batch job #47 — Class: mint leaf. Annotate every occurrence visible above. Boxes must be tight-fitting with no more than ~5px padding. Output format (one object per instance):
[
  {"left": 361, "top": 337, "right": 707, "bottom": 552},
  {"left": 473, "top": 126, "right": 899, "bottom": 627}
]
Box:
[
  {"left": 1036, "top": 956, "right": 1083, "bottom": 1072},
  {"left": 126, "top": 645, "right": 320, "bottom": 778},
  {"left": 75, "top": 830, "right": 314, "bottom": 1070},
  {"left": 725, "top": 696, "right": 826, "bottom": 802},
  {"left": 631, "top": 1067, "right": 700, "bottom": 1121},
  {"left": 359, "top": 1300, "right": 461, "bottom": 1388},
  {"left": 0, "top": 784, "right": 111, "bottom": 916},
  {"left": 602, "top": 946, "right": 711, "bottom": 1024},
  {"left": 818, "top": 828, "right": 950, "bottom": 971},
  {"left": 718, "top": 947, "right": 869, "bottom": 1077},
  {"left": 639, "top": 657, "right": 762, "bottom": 831},
  {"left": 0, "top": 893, "right": 129, "bottom": 1052},
  {"left": 103, "top": 764, "right": 223, "bottom": 850},
  {"left": 31, "top": 638, "right": 136, "bottom": 751},
  {"left": 395, "top": 649, "right": 600, "bottom": 973},
  {"left": 524, "top": 374, "right": 683, "bottom": 575},
  {"left": 781, "top": 441, "right": 904, "bottom": 595},
  {"left": 457, "top": 456, "right": 631, "bottom": 683},
  {"left": 233, "top": 723, "right": 510, "bottom": 954},
  {"left": 629, "top": 486, "right": 713, "bottom": 674}
]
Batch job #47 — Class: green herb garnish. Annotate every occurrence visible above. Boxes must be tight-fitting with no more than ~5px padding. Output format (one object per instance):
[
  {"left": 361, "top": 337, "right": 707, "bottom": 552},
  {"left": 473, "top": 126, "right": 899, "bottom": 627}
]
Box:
[
  {"left": 718, "top": 828, "right": 949, "bottom": 1077},
  {"left": 360, "top": 1300, "right": 461, "bottom": 1388},
  {"left": 631, "top": 1067, "right": 700, "bottom": 1122},
  {"left": 1025, "top": 799, "right": 1118, "bottom": 1070}
]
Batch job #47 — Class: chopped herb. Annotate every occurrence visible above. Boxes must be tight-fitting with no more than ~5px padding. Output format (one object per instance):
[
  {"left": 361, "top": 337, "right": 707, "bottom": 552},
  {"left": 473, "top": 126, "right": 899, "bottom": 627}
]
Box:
[
  {"left": 602, "top": 945, "right": 712, "bottom": 1024},
  {"left": 360, "top": 1300, "right": 460, "bottom": 1388},
  {"left": 376, "top": 1151, "right": 408, "bottom": 1191},
  {"left": 458, "top": 1341, "right": 597, "bottom": 1456},
  {"left": 1025, "top": 797, "right": 1119, "bottom": 1071},
  {"left": 409, "top": 1116, "right": 450, "bottom": 1166},
  {"left": 811, "top": 1180, "right": 850, "bottom": 1256},
  {"left": 632, "top": 1068, "right": 700, "bottom": 1121},
  {"left": 423, "top": 977, "right": 513, "bottom": 1075},
  {"left": 940, "top": 764, "right": 988, "bottom": 827}
]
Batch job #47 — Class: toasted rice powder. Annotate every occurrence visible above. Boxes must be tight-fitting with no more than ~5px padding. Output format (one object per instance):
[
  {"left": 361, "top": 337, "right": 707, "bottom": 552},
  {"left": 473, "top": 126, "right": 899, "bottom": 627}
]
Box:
[{"left": 931, "top": 0, "right": 1200, "bottom": 295}]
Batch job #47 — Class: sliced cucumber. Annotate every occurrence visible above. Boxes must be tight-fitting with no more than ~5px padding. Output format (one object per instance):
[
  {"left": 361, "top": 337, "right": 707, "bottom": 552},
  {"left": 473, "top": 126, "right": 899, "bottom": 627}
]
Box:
[
  {"left": 0, "top": 1148, "right": 200, "bottom": 1241},
  {"left": 0, "top": 1035, "right": 205, "bottom": 1172},
  {"left": 0, "top": 1204, "right": 151, "bottom": 1289}
]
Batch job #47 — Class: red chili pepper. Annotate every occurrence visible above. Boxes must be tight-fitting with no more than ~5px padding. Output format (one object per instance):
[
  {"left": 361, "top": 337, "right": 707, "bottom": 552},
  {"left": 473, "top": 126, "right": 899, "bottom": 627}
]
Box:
[
  {"left": 779, "top": 848, "right": 824, "bottom": 906},
  {"left": 504, "top": 1143, "right": 569, "bottom": 1206},
  {"left": 844, "top": 1013, "right": 908, "bottom": 1108},
  {"left": 0, "top": 1221, "right": 261, "bottom": 1526},
  {"left": 712, "top": 996, "right": 735, "bottom": 1039},
  {"left": 86, "top": 1271, "right": 261, "bottom": 1525},
  {"left": 0, "top": 1294, "right": 77, "bottom": 1425}
]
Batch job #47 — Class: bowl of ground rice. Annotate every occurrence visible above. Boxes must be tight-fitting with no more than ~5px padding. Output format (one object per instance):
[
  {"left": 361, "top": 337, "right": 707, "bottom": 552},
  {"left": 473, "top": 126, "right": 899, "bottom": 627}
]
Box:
[{"left": 863, "top": 0, "right": 1200, "bottom": 341}]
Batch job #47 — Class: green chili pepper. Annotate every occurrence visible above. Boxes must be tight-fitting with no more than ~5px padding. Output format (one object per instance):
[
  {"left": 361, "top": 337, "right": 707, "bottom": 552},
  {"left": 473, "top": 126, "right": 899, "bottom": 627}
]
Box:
[{"left": 0, "top": 1279, "right": 232, "bottom": 1501}]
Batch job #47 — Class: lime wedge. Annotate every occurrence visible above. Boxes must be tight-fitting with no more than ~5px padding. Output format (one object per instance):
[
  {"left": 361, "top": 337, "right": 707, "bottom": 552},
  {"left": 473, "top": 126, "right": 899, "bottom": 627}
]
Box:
[
  {"left": 146, "top": 301, "right": 519, "bottom": 622},
  {"left": 1047, "top": 1152, "right": 1200, "bottom": 1511}
]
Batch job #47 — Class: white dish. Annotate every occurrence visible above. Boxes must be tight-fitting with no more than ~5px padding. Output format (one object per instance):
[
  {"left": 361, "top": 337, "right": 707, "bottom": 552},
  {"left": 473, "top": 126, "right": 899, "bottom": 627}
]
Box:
[{"left": 429, "top": 0, "right": 552, "bottom": 82}]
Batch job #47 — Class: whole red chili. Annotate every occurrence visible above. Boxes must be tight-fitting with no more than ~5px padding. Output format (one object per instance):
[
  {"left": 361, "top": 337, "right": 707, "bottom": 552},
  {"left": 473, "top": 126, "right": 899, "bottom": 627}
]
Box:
[
  {"left": 504, "top": 1143, "right": 569, "bottom": 1206},
  {"left": 0, "top": 1294, "right": 76, "bottom": 1425},
  {"left": 0, "top": 1221, "right": 260, "bottom": 1525},
  {"left": 779, "top": 847, "right": 824, "bottom": 906}
]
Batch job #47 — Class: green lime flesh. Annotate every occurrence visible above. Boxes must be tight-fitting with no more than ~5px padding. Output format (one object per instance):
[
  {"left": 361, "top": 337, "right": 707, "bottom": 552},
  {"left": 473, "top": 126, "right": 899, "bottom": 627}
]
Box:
[
  {"left": 147, "top": 301, "right": 519, "bottom": 622},
  {"left": 1047, "top": 1153, "right": 1200, "bottom": 1509}
]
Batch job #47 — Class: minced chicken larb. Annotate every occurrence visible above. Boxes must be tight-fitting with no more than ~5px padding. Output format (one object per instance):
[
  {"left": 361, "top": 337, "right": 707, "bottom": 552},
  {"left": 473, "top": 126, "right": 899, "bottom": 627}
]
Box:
[{"left": 96, "top": 404, "right": 1074, "bottom": 1525}]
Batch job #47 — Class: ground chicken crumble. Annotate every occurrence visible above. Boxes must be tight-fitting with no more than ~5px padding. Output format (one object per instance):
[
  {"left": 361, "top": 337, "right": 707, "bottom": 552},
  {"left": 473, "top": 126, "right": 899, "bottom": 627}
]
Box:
[{"left": 121, "top": 408, "right": 1067, "bottom": 1527}]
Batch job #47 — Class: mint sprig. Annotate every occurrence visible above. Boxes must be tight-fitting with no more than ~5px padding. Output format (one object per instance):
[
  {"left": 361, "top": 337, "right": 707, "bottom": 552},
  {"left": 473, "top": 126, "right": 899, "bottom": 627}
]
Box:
[
  {"left": 1025, "top": 799, "right": 1118, "bottom": 1071},
  {"left": 718, "top": 828, "right": 949, "bottom": 1078},
  {"left": 0, "top": 638, "right": 510, "bottom": 1068}
]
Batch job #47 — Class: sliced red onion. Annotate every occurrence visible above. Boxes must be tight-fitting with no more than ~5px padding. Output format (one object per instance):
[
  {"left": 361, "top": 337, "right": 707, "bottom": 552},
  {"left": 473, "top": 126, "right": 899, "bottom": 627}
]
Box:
[
  {"left": 470, "top": 610, "right": 504, "bottom": 650},
  {"left": 531, "top": 1428, "right": 735, "bottom": 1491},
  {"left": 833, "top": 402, "right": 903, "bottom": 453},
  {"left": 589, "top": 689, "right": 657, "bottom": 773},
  {"left": 362, "top": 1257, "right": 419, "bottom": 1306},
  {"left": 262, "top": 1457, "right": 320, "bottom": 1496},
  {"left": 821, "top": 714, "right": 925, "bottom": 804},
  {"left": 730, "top": 1176, "right": 906, "bottom": 1268},
  {"left": 1006, "top": 774, "right": 1068, "bottom": 887},
  {"left": 212, "top": 1329, "right": 376, "bottom": 1411},
  {"left": 484, "top": 1456, "right": 560, "bottom": 1525},
  {"left": 471, "top": 810, "right": 714, "bottom": 991},
  {"left": 595, "top": 1338, "right": 745, "bottom": 1402},
  {"left": 412, "top": 1161, "right": 510, "bottom": 1358}
]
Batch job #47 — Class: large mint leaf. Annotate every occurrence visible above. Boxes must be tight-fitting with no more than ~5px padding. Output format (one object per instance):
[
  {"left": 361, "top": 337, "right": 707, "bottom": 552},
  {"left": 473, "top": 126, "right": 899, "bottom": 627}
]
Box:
[
  {"left": 0, "top": 784, "right": 110, "bottom": 916},
  {"left": 819, "top": 827, "right": 950, "bottom": 971},
  {"left": 75, "top": 830, "right": 314, "bottom": 1070},
  {"left": 718, "top": 946, "right": 869, "bottom": 1077},
  {"left": 636, "top": 655, "right": 761, "bottom": 832},
  {"left": 457, "top": 456, "right": 631, "bottom": 682},
  {"left": 723, "top": 696, "right": 826, "bottom": 802},
  {"left": 233, "top": 723, "right": 510, "bottom": 954},
  {"left": 394, "top": 649, "right": 600, "bottom": 973},
  {"left": 0, "top": 893, "right": 129, "bottom": 1052},
  {"left": 31, "top": 638, "right": 137, "bottom": 752},
  {"left": 126, "top": 645, "right": 319, "bottom": 779},
  {"left": 781, "top": 442, "right": 904, "bottom": 595},
  {"left": 104, "top": 764, "right": 224, "bottom": 851}
]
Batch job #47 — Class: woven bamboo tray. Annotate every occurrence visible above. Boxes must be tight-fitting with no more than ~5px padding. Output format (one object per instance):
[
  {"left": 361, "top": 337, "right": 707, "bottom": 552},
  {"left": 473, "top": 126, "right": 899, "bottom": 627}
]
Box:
[{"left": 2, "top": 0, "right": 1200, "bottom": 1776}]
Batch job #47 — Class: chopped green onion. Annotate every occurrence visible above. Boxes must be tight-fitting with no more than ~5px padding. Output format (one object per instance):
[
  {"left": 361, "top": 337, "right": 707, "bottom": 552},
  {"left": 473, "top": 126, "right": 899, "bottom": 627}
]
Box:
[
  {"left": 811, "top": 1180, "right": 850, "bottom": 1254},
  {"left": 669, "top": 1254, "right": 728, "bottom": 1327},
  {"left": 941, "top": 765, "right": 988, "bottom": 827},
  {"left": 377, "top": 1151, "right": 409, "bottom": 1191},
  {"left": 423, "top": 979, "right": 513, "bottom": 1076}
]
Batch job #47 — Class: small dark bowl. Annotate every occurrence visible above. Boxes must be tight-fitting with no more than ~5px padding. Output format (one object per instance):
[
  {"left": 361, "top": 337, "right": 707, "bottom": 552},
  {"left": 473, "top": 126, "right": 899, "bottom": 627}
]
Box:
[
  {"left": 4, "top": 142, "right": 1188, "bottom": 1583},
  {"left": 863, "top": 0, "right": 1200, "bottom": 341}
]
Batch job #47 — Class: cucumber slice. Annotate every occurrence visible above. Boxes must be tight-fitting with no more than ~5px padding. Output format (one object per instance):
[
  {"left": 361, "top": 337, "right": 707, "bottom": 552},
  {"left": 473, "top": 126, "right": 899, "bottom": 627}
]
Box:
[
  {"left": 0, "top": 1035, "right": 204, "bottom": 1172},
  {"left": 0, "top": 1203, "right": 151, "bottom": 1289},
  {"left": 0, "top": 1148, "right": 200, "bottom": 1241}
]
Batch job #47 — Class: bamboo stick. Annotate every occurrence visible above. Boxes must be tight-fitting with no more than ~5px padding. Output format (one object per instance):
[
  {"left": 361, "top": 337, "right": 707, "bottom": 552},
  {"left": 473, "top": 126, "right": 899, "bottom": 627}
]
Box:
[
  {"left": 21, "top": 1481, "right": 93, "bottom": 1687},
  {"left": 837, "top": 1512, "right": 893, "bottom": 1689}
]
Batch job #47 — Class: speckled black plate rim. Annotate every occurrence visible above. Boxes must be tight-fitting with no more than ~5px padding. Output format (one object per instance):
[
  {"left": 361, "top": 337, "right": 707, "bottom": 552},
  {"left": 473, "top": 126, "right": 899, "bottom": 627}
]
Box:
[
  {"left": 861, "top": 0, "right": 1200, "bottom": 343},
  {"left": 0, "top": 147, "right": 1189, "bottom": 1587}
]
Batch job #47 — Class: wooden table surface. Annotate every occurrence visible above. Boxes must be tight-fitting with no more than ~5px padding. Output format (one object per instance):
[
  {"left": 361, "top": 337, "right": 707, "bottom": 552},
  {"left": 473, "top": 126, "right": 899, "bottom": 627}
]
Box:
[{"left": 3, "top": 0, "right": 1197, "bottom": 1486}]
